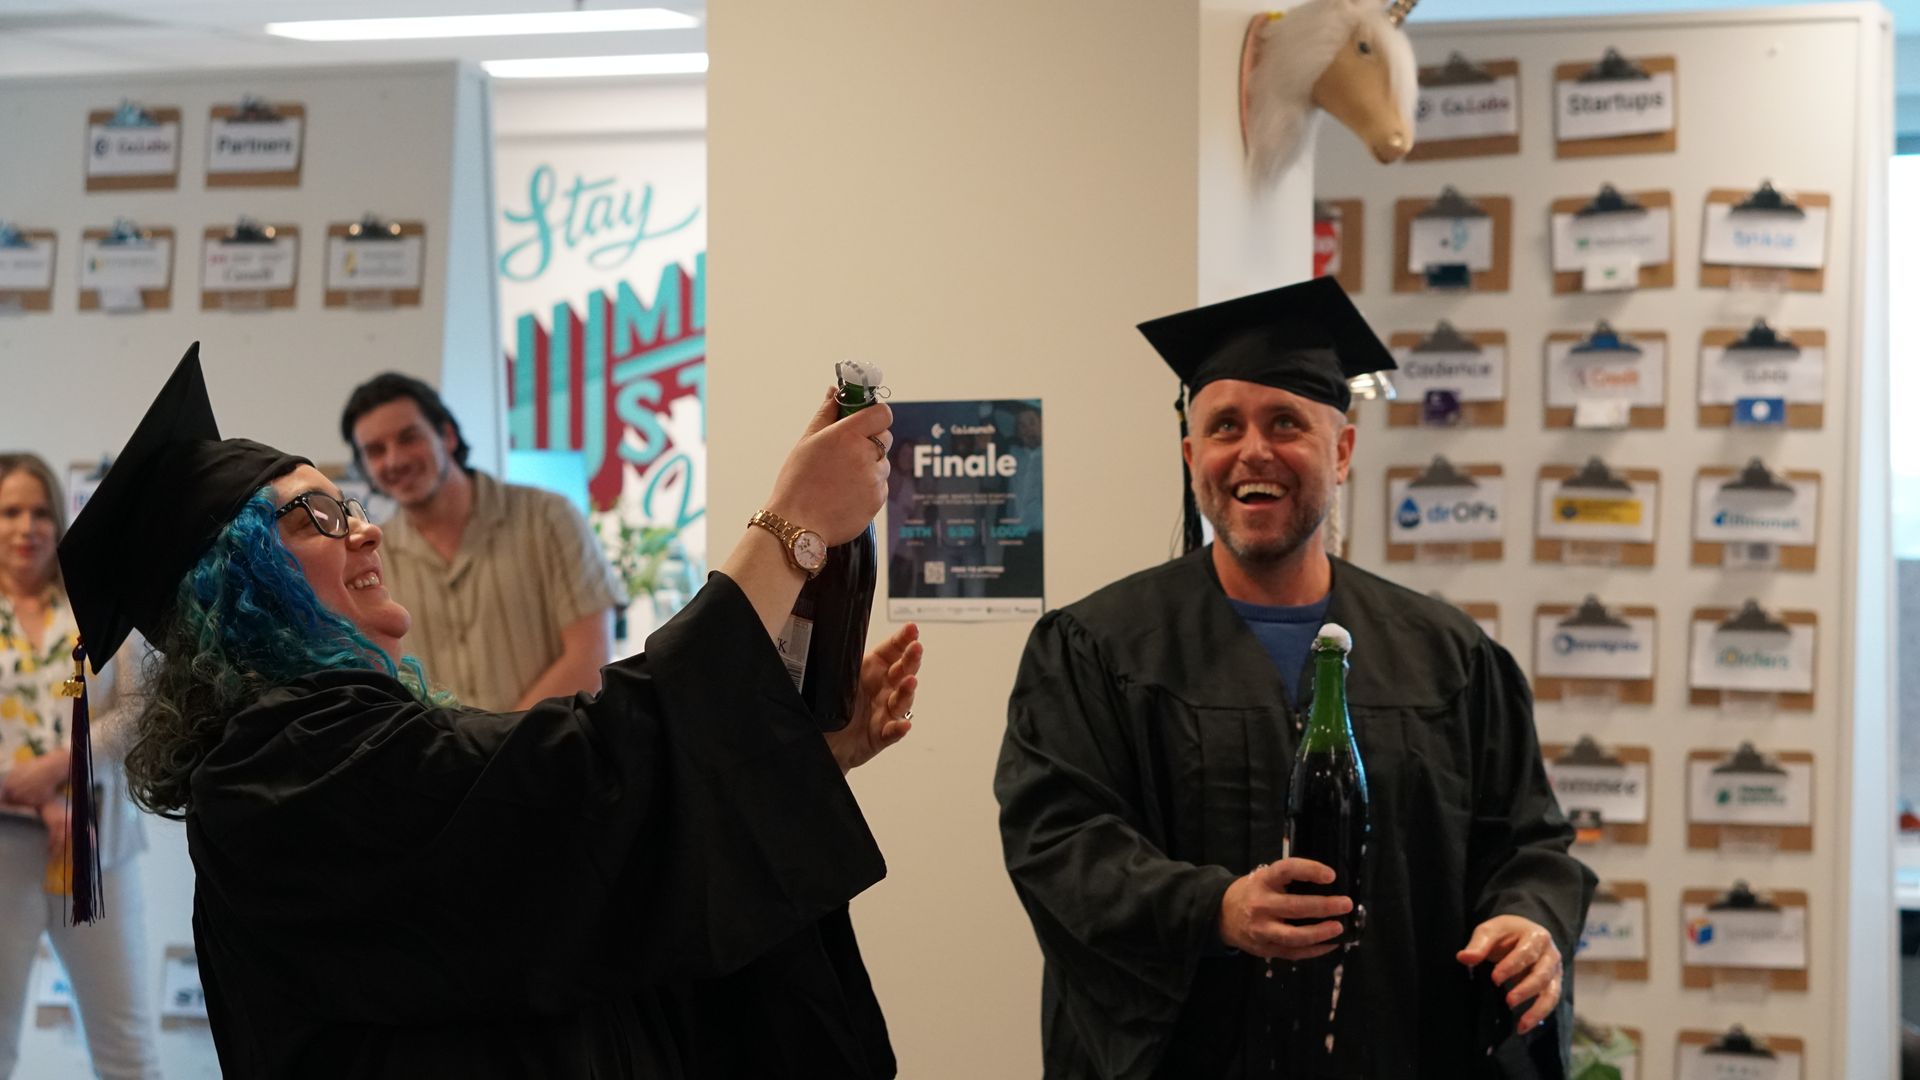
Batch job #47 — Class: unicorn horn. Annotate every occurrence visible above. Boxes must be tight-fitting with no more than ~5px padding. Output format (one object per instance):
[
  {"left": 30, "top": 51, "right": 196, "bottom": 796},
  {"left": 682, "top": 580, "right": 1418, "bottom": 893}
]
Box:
[{"left": 1386, "top": 0, "right": 1417, "bottom": 26}]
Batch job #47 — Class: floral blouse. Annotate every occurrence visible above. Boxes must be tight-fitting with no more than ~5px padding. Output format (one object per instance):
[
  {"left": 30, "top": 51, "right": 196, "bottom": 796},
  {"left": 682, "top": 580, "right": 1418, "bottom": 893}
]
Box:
[{"left": 0, "top": 588, "right": 145, "bottom": 867}]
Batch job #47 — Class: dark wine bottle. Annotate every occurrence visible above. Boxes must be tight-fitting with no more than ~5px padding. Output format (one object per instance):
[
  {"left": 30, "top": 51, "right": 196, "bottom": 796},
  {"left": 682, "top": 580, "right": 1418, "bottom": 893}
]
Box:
[
  {"left": 1283, "top": 623, "right": 1369, "bottom": 945},
  {"left": 792, "top": 361, "right": 884, "bottom": 732},
  {"left": 1277, "top": 623, "right": 1371, "bottom": 1074}
]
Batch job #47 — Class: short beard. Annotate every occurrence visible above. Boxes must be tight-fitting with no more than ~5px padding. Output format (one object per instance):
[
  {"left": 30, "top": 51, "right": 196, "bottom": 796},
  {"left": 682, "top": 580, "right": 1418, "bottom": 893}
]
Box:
[
  {"left": 1203, "top": 489, "right": 1328, "bottom": 567},
  {"left": 398, "top": 453, "right": 456, "bottom": 510}
]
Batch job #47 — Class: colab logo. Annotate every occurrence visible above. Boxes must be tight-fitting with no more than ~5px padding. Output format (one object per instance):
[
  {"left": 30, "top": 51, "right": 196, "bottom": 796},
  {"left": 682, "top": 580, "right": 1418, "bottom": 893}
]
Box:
[
  {"left": 1396, "top": 497, "right": 1421, "bottom": 529},
  {"left": 1687, "top": 918, "right": 1714, "bottom": 945},
  {"left": 1553, "top": 633, "right": 1639, "bottom": 657}
]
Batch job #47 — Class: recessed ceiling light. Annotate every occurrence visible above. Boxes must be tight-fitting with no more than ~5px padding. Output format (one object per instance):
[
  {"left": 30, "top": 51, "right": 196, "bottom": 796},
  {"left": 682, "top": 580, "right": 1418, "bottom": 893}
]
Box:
[
  {"left": 266, "top": 8, "right": 697, "bottom": 42},
  {"left": 482, "top": 52, "right": 708, "bottom": 78}
]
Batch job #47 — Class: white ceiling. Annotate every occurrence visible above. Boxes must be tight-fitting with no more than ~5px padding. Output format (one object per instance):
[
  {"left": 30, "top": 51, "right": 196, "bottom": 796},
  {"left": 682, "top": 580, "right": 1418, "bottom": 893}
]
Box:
[
  {"left": 0, "top": 0, "right": 706, "bottom": 78},
  {"left": 0, "top": 0, "right": 1907, "bottom": 87}
]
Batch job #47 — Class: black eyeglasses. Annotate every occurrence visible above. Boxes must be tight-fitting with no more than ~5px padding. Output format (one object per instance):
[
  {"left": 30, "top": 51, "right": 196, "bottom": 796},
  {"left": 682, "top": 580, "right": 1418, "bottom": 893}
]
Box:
[{"left": 273, "top": 492, "right": 372, "bottom": 538}]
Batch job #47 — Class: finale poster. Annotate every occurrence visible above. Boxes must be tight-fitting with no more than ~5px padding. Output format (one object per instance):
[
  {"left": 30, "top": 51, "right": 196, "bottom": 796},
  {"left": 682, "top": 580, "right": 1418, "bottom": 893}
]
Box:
[{"left": 886, "top": 399, "right": 1044, "bottom": 622}]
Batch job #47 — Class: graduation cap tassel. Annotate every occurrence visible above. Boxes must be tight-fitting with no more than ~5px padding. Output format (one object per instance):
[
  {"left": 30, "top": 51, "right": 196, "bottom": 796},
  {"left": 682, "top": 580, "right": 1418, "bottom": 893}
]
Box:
[
  {"left": 1176, "top": 393, "right": 1204, "bottom": 556},
  {"left": 55, "top": 640, "right": 103, "bottom": 925}
]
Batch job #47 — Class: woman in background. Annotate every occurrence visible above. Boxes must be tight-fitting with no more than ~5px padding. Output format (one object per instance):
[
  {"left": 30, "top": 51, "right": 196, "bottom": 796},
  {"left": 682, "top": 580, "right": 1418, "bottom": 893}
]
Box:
[{"left": 0, "top": 453, "right": 160, "bottom": 1080}]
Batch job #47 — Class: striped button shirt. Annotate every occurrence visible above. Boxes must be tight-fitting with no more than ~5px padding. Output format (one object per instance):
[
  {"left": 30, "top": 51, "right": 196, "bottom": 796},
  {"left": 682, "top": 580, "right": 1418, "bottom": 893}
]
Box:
[{"left": 381, "top": 472, "right": 627, "bottom": 711}]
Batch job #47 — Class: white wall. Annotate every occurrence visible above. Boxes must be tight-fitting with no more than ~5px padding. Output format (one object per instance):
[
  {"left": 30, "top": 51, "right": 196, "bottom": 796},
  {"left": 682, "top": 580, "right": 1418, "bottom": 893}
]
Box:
[
  {"left": 709, "top": 5, "right": 1204, "bottom": 1075},
  {"left": 709, "top": 0, "right": 1348, "bottom": 1071}
]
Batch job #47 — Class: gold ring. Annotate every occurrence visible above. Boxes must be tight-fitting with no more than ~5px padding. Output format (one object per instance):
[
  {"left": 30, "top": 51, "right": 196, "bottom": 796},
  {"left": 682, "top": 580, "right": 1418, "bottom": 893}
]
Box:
[{"left": 869, "top": 434, "right": 886, "bottom": 461}]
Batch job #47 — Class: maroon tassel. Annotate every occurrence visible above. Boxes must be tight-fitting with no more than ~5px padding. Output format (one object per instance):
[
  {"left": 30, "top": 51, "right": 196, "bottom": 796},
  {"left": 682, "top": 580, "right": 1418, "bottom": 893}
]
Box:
[{"left": 58, "top": 640, "right": 103, "bottom": 925}]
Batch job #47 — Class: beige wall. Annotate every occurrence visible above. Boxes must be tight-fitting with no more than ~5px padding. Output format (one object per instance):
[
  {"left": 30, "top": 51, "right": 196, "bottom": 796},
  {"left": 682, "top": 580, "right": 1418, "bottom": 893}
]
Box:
[
  {"left": 710, "top": 3, "right": 1322, "bottom": 1073},
  {"left": 709, "top": 4, "right": 1200, "bottom": 1075}
]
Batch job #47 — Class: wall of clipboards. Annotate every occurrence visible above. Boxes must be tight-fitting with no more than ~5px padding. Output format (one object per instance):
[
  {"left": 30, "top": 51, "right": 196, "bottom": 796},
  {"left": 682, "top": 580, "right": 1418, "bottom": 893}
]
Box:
[
  {"left": 1315, "top": 8, "right": 1893, "bottom": 1079},
  {"left": 0, "top": 63, "right": 501, "bottom": 512}
]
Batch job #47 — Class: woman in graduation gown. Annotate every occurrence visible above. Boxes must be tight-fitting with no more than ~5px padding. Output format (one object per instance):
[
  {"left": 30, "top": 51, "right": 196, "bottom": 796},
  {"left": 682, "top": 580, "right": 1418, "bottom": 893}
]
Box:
[{"left": 56, "top": 345, "right": 920, "bottom": 1079}]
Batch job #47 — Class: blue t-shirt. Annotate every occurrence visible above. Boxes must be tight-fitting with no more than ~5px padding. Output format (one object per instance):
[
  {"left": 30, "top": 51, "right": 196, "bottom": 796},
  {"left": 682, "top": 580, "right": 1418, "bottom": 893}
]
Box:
[{"left": 1228, "top": 592, "right": 1332, "bottom": 704}]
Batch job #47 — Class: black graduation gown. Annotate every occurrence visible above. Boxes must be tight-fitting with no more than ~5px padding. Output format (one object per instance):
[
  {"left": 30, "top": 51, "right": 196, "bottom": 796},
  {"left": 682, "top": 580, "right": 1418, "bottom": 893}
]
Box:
[
  {"left": 995, "top": 550, "right": 1596, "bottom": 1080},
  {"left": 185, "top": 572, "right": 896, "bottom": 1079}
]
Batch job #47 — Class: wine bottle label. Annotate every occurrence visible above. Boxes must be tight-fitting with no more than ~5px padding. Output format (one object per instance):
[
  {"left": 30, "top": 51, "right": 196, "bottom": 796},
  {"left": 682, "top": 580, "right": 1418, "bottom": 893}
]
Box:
[{"left": 776, "top": 613, "right": 814, "bottom": 691}]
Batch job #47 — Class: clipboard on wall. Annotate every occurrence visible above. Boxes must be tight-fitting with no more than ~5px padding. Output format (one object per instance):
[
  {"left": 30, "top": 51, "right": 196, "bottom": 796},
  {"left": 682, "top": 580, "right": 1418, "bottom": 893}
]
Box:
[
  {"left": 1391, "top": 190, "right": 1512, "bottom": 293},
  {"left": 1676, "top": 1027, "right": 1805, "bottom": 1078},
  {"left": 1532, "top": 599, "right": 1657, "bottom": 704},
  {"left": 1534, "top": 462, "right": 1659, "bottom": 567},
  {"left": 1700, "top": 185, "right": 1831, "bottom": 292},
  {"left": 1314, "top": 199, "right": 1364, "bottom": 295},
  {"left": 0, "top": 226, "right": 57, "bottom": 312},
  {"left": 200, "top": 222, "right": 299, "bottom": 311},
  {"left": 1406, "top": 56, "right": 1521, "bottom": 162},
  {"left": 77, "top": 224, "right": 175, "bottom": 312},
  {"left": 1553, "top": 54, "right": 1678, "bottom": 159},
  {"left": 1576, "top": 880, "right": 1650, "bottom": 981},
  {"left": 1691, "top": 463, "right": 1820, "bottom": 571},
  {"left": 1678, "top": 884, "right": 1810, "bottom": 992},
  {"left": 1540, "top": 739, "right": 1652, "bottom": 845},
  {"left": 158, "top": 944, "right": 210, "bottom": 1030},
  {"left": 1383, "top": 460, "right": 1502, "bottom": 562},
  {"left": 85, "top": 105, "right": 183, "bottom": 192},
  {"left": 1688, "top": 605, "right": 1817, "bottom": 711},
  {"left": 1548, "top": 187, "right": 1674, "bottom": 293},
  {"left": 1686, "top": 745, "right": 1815, "bottom": 852},
  {"left": 323, "top": 219, "right": 427, "bottom": 309},
  {"left": 1543, "top": 327, "right": 1667, "bottom": 430},
  {"left": 1386, "top": 325, "right": 1506, "bottom": 428},
  {"left": 206, "top": 101, "right": 306, "bottom": 188},
  {"left": 1697, "top": 324, "right": 1827, "bottom": 429}
]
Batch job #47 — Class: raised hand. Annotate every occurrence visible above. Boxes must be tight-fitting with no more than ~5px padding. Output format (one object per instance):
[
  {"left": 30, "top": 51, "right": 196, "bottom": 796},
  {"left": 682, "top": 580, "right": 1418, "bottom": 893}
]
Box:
[{"left": 827, "top": 623, "right": 922, "bottom": 773}]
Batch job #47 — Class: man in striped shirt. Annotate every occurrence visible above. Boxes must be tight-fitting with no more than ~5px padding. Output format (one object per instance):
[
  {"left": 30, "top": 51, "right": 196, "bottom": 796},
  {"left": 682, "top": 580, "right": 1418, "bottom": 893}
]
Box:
[{"left": 341, "top": 373, "right": 627, "bottom": 711}]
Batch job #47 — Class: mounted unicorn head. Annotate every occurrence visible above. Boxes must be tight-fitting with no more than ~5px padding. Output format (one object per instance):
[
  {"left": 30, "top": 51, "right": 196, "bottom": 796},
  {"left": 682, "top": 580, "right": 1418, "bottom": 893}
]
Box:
[{"left": 1240, "top": 0, "right": 1419, "bottom": 185}]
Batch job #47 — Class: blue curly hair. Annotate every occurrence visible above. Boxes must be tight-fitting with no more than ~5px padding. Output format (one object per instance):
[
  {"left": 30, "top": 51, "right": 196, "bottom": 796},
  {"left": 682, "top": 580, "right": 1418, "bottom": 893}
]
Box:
[{"left": 126, "top": 492, "right": 446, "bottom": 818}]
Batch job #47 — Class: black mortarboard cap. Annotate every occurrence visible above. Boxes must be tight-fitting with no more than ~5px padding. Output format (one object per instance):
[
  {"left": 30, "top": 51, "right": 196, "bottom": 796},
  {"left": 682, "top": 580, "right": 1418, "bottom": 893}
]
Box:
[
  {"left": 1136, "top": 277, "right": 1394, "bottom": 554},
  {"left": 1135, "top": 276, "right": 1395, "bottom": 413},
  {"left": 60, "top": 343, "right": 309, "bottom": 670}
]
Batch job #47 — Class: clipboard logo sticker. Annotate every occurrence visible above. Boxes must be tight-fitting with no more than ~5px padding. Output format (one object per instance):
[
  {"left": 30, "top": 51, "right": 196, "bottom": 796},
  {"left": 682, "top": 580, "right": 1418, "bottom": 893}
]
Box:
[
  {"left": 1552, "top": 630, "right": 1640, "bottom": 657},
  {"left": 1566, "top": 362, "right": 1641, "bottom": 394},
  {"left": 1713, "top": 781, "right": 1787, "bottom": 808},
  {"left": 1313, "top": 216, "right": 1340, "bottom": 277},
  {"left": 1713, "top": 643, "right": 1791, "bottom": 671},
  {"left": 1388, "top": 460, "right": 1502, "bottom": 545},
  {"left": 1710, "top": 507, "right": 1800, "bottom": 532},
  {"left": 1554, "top": 495, "right": 1641, "bottom": 525}
]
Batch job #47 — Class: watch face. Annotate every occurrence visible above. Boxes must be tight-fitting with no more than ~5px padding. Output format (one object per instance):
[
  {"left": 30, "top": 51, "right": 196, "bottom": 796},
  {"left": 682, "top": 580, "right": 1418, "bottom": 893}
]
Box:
[{"left": 793, "top": 531, "right": 828, "bottom": 572}]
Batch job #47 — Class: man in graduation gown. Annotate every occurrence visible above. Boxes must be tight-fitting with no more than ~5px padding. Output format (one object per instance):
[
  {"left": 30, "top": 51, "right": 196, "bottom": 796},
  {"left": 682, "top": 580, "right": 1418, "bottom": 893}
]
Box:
[
  {"left": 59, "top": 347, "right": 916, "bottom": 1078},
  {"left": 994, "top": 278, "right": 1595, "bottom": 1079}
]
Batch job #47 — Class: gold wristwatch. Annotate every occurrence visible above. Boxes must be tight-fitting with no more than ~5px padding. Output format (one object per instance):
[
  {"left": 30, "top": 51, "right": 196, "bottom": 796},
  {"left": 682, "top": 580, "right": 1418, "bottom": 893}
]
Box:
[{"left": 748, "top": 509, "right": 828, "bottom": 579}]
